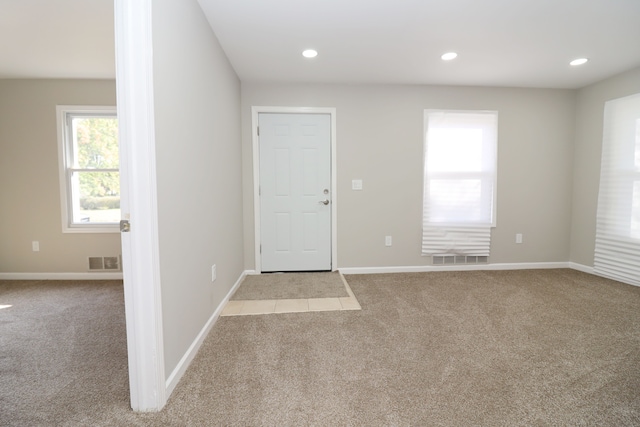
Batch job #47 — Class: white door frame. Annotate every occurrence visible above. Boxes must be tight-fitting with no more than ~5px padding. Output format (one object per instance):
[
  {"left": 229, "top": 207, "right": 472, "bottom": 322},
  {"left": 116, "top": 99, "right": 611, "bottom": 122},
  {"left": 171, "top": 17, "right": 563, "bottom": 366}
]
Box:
[
  {"left": 252, "top": 106, "right": 338, "bottom": 273},
  {"left": 114, "top": 0, "right": 166, "bottom": 411}
]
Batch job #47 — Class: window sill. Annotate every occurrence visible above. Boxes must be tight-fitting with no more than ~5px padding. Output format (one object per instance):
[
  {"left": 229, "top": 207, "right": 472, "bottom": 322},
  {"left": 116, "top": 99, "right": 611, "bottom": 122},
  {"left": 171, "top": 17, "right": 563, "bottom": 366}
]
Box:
[{"left": 62, "top": 225, "right": 120, "bottom": 234}]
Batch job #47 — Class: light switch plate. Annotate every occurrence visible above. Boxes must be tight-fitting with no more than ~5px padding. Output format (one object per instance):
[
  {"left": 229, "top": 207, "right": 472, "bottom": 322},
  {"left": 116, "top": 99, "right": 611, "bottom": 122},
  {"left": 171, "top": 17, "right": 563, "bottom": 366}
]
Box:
[{"left": 352, "top": 179, "right": 363, "bottom": 190}]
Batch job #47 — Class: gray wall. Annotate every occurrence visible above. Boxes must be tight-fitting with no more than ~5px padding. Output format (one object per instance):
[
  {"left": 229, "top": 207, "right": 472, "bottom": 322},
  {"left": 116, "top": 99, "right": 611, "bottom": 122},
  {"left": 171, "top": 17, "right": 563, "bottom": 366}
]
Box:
[
  {"left": 241, "top": 84, "right": 576, "bottom": 269},
  {"left": 570, "top": 66, "right": 640, "bottom": 266},
  {"left": 0, "top": 79, "right": 121, "bottom": 273},
  {"left": 152, "top": 0, "right": 244, "bottom": 376}
]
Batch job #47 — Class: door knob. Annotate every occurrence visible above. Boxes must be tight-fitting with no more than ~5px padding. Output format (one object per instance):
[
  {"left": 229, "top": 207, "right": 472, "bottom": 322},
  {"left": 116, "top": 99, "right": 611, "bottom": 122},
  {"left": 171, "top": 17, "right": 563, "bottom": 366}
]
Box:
[
  {"left": 319, "top": 199, "right": 330, "bottom": 205},
  {"left": 120, "top": 219, "right": 130, "bottom": 233}
]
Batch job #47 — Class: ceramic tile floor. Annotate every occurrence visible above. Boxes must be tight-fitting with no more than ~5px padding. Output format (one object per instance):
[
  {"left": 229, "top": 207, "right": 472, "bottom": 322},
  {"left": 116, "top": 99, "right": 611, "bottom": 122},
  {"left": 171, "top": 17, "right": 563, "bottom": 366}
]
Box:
[{"left": 220, "top": 273, "right": 361, "bottom": 316}]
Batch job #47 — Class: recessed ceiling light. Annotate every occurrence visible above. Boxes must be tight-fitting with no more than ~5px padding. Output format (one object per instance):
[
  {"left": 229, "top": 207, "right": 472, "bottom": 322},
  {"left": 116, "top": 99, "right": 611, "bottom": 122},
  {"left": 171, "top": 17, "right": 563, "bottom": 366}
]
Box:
[
  {"left": 302, "top": 49, "right": 318, "bottom": 58},
  {"left": 441, "top": 52, "right": 458, "bottom": 61},
  {"left": 570, "top": 58, "right": 588, "bottom": 66}
]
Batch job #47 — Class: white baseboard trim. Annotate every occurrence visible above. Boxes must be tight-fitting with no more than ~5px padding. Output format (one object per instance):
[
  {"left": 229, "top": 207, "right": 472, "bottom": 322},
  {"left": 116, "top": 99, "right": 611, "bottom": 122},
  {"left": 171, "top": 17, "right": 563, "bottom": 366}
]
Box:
[
  {"left": 568, "top": 262, "right": 594, "bottom": 274},
  {"left": 164, "top": 269, "right": 248, "bottom": 397},
  {"left": 0, "top": 272, "right": 124, "bottom": 280},
  {"left": 569, "top": 263, "right": 638, "bottom": 287},
  {"left": 340, "top": 262, "right": 572, "bottom": 275}
]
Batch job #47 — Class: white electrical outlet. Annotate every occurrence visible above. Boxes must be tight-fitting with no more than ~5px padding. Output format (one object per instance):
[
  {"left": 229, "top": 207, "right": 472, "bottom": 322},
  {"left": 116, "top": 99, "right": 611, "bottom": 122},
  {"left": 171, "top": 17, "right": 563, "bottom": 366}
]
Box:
[
  {"left": 352, "top": 179, "right": 363, "bottom": 190},
  {"left": 516, "top": 233, "right": 523, "bottom": 244},
  {"left": 385, "top": 236, "right": 392, "bottom": 246},
  {"left": 32, "top": 241, "right": 40, "bottom": 252},
  {"left": 211, "top": 264, "right": 217, "bottom": 282}
]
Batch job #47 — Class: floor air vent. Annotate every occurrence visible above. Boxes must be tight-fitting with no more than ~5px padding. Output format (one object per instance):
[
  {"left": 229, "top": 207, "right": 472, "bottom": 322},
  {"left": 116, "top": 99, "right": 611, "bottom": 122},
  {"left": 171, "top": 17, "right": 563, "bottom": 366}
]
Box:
[
  {"left": 432, "top": 255, "right": 488, "bottom": 265},
  {"left": 88, "top": 256, "right": 121, "bottom": 271},
  {"left": 103, "top": 257, "right": 120, "bottom": 270}
]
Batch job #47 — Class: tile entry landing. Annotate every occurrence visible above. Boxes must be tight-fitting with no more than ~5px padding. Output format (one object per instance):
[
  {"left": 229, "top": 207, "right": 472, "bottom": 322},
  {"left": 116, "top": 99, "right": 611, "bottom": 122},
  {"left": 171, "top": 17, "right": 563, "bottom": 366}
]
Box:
[{"left": 220, "top": 273, "right": 361, "bottom": 316}]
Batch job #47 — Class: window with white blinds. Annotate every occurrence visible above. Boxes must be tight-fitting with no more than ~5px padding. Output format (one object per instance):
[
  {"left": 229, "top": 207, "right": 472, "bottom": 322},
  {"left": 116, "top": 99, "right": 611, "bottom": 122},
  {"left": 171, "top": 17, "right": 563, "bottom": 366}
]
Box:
[
  {"left": 422, "top": 110, "right": 498, "bottom": 256},
  {"left": 594, "top": 93, "right": 640, "bottom": 286}
]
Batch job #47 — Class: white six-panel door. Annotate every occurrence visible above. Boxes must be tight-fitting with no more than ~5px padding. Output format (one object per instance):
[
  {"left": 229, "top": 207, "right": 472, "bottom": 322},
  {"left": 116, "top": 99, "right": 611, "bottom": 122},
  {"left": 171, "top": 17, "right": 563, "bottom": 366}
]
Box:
[{"left": 259, "top": 113, "right": 331, "bottom": 272}]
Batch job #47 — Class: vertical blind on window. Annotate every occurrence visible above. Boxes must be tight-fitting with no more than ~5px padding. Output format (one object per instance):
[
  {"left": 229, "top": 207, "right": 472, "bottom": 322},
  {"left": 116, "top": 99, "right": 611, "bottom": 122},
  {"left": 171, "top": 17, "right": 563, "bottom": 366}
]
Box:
[
  {"left": 422, "top": 110, "right": 498, "bottom": 256},
  {"left": 594, "top": 93, "right": 640, "bottom": 286}
]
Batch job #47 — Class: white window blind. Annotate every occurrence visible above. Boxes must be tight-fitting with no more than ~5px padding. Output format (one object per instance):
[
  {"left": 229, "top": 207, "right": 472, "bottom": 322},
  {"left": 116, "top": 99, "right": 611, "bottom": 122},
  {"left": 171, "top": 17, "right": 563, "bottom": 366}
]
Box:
[
  {"left": 422, "top": 110, "right": 498, "bottom": 256},
  {"left": 594, "top": 93, "right": 640, "bottom": 286}
]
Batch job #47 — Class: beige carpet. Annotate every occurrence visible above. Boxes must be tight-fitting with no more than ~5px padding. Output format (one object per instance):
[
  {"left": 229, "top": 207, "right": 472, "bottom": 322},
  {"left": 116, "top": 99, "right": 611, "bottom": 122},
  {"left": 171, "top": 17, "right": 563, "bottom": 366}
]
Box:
[
  {"left": 2, "top": 269, "right": 640, "bottom": 426},
  {"left": 230, "top": 271, "right": 348, "bottom": 300},
  {"left": 0, "top": 280, "right": 130, "bottom": 426}
]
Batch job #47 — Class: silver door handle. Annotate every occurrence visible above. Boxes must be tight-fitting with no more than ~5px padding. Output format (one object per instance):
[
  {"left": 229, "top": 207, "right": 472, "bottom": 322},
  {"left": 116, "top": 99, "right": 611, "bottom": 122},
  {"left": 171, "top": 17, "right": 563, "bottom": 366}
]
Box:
[{"left": 319, "top": 199, "right": 330, "bottom": 205}]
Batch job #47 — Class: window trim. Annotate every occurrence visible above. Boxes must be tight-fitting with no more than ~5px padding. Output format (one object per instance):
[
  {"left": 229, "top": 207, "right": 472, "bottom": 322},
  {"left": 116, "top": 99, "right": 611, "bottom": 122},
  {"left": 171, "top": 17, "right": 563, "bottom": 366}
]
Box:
[
  {"left": 423, "top": 109, "right": 498, "bottom": 228},
  {"left": 594, "top": 93, "right": 640, "bottom": 286},
  {"left": 56, "top": 105, "right": 119, "bottom": 233},
  {"left": 421, "top": 109, "right": 498, "bottom": 257}
]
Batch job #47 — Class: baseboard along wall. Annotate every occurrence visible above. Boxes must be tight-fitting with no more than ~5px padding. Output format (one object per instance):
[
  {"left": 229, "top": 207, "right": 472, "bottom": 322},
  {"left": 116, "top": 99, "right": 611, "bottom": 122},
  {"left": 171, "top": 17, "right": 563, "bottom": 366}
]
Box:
[
  {"left": 164, "top": 269, "right": 249, "bottom": 396},
  {"left": 0, "top": 263, "right": 593, "bottom": 281},
  {"left": 0, "top": 272, "right": 124, "bottom": 280},
  {"left": 339, "top": 261, "right": 576, "bottom": 275}
]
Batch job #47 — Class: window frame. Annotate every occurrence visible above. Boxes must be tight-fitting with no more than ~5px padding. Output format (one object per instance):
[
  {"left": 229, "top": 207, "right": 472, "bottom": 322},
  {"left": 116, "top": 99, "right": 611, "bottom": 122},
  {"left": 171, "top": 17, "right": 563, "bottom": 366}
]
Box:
[
  {"left": 56, "top": 105, "right": 120, "bottom": 233},
  {"left": 633, "top": 118, "right": 640, "bottom": 238},
  {"left": 423, "top": 109, "right": 499, "bottom": 228},
  {"left": 597, "top": 102, "right": 640, "bottom": 241},
  {"left": 620, "top": 118, "right": 640, "bottom": 239},
  {"left": 594, "top": 93, "right": 640, "bottom": 286}
]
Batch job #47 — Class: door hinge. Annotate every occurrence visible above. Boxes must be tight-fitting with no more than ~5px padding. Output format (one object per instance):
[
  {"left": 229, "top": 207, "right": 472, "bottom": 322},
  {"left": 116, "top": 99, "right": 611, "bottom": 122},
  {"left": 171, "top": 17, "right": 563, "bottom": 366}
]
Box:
[
  {"left": 257, "top": 126, "right": 260, "bottom": 136},
  {"left": 260, "top": 244, "right": 262, "bottom": 254}
]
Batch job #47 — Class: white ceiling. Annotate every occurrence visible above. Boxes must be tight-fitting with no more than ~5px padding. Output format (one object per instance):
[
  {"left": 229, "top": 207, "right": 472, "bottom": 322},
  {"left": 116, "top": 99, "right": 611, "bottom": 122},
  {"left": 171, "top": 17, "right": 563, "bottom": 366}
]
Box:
[
  {"left": 2, "top": 0, "right": 639, "bottom": 89},
  {"left": 198, "top": 0, "right": 640, "bottom": 89}
]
